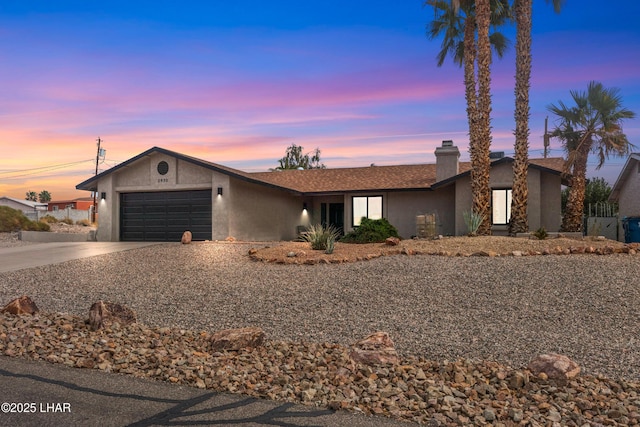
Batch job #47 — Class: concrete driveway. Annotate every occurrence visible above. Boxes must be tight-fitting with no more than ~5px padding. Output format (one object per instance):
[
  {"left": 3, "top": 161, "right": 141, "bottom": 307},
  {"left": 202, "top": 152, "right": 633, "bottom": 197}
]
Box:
[{"left": 0, "top": 242, "right": 160, "bottom": 273}]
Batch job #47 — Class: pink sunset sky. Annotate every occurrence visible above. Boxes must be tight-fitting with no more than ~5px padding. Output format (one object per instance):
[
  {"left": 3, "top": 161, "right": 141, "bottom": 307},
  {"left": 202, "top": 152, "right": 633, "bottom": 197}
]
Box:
[{"left": 1, "top": 1, "right": 639, "bottom": 200}]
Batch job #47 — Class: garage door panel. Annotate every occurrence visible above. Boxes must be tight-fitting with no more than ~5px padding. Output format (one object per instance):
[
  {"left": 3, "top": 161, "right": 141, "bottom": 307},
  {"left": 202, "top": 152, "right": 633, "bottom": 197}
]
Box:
[{"left": 120, "top": 190, "right": 212, "bottom": 241}]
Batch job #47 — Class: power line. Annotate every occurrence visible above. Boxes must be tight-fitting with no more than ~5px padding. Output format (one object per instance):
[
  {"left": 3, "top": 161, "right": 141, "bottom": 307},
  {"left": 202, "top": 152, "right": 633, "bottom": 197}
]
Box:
[{"left": 0, "top": 159, "right": 94, "bottom": 179}]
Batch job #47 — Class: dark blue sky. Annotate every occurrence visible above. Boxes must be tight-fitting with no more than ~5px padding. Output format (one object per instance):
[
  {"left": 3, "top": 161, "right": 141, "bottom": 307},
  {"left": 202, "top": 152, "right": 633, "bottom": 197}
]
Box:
[{"left": 1, "top": 1, "right": 639, "bottom": 198}]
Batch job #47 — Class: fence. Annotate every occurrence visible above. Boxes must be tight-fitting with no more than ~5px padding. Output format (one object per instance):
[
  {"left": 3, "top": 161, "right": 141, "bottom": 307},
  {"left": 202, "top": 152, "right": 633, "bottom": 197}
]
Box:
[
  {"left": 585, "top": 202, "right": 618, "bottom": 241},
  {"left": 24, "top": 207, "right": 92, "bottom": 224}
]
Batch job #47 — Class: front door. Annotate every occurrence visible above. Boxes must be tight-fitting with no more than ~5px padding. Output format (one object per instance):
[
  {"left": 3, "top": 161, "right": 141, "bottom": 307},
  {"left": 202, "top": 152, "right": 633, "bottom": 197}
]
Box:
[{"left": 328, "top": 203, "right": 344, "bottom": 235}]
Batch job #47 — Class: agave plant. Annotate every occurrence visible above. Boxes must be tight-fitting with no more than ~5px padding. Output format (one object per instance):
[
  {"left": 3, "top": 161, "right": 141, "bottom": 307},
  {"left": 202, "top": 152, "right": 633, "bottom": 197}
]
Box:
[
  {"left": 300, "top": 223, "right": 341, "bottom": 251},
  {"left": 463, "top": 210, "right": 484, "bottom": 236}
]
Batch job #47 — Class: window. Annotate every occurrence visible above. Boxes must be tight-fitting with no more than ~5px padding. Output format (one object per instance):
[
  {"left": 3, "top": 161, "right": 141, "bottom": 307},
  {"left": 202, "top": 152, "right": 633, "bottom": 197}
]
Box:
[
  {"left": 352, "top": 196, "right": 382, "bottom": 226},
  {"left": 492, "top": 189, "right": 512, "bottom": 225},
  {"left": 53, "top": 206, "right": 59, "bottom": 212}
]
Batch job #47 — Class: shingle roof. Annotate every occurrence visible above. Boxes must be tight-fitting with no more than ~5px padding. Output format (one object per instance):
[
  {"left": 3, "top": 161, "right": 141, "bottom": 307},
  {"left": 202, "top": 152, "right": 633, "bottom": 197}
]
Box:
[
  {"left": 76, "top": 146, "right": 567, "bottom": 194},
  {"left": 250, "top": 157, "right": 567, "bottom": 194}
]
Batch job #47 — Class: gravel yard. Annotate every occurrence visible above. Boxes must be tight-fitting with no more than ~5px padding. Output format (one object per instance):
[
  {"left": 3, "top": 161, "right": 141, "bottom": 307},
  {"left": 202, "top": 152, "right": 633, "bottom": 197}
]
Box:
[{"left": 1, "top": 240, "right": 638, "bottom": 381}]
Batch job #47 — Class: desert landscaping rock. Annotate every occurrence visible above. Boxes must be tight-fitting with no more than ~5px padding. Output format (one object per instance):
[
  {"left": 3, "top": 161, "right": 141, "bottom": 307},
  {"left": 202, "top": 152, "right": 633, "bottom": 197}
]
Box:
[
  {"left": 1, "top": 295, "right": 39, "bottom": 315},
  {"left": 1, "top": 237, "right": 639, "bottom": 425}
]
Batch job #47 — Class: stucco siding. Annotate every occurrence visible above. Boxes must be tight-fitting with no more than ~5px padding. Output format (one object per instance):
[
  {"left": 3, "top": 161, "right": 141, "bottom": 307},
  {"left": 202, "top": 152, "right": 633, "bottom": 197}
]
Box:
[
  {"left": 177, "top": 159, "right": 214, "bottom": 185},
  {"left": 617, "top": 162, "right": 640, "bottom": 241},
  {"left": 539, "top": 172, "right": 562, "bottom": 232},
  {"left": 386, "top": 191, "right": 455, "bottom": 238},
  {"left": 227, "top": 179, "right": 301, "bottom": 241}
]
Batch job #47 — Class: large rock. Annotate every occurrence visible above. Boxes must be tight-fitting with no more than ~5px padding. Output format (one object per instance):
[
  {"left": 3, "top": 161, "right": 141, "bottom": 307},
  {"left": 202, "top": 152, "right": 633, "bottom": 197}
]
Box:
[
  {"left": 88, "top": 301, "right": 137, "bottom": 331},
  {"left": 385, "top": 237, "right": 400, "bottom": 246},
  {"left": 527, "top": 353, "right": 580, "bottom": 380},
  {"left": 1, "top": 296, "right": 39, "bottom": 315},
  {"left": 349, "top": 331, "right": 399, "bottom": 365},
  {"left": 210, "top": 327, "right": 265, "bottom": 351},
  {"left": 181, "top": 231, "right": 192, "bottom": 244}
]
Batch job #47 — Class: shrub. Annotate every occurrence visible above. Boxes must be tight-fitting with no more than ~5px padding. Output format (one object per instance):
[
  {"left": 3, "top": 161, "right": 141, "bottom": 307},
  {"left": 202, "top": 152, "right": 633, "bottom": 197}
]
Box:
[
  {"left": 0, "top": 206, "right": 51, "bottom": 232},
  {"left": 300, "top": 223, "right": 341, "bottom": 251},
  {"left": 341, "top": 217, "right": 399, "bottom": 243},
  {"left": 76, "top": 219, "right": 91, "bottom": 227},
  {"left": 60, "top": 218, "right": 74, "bottom": 225},
  {"left": 463, "top": 210, "right": 484, "bottom": 236},
  {"left": 40, "top": 215, "right": 58, "bottom": 223},
  {"left": 30, "top": 221, "right": 51, "bottom": 231},
  {"left": 533, "top": 227, "right": 548, "bottom": 240}
]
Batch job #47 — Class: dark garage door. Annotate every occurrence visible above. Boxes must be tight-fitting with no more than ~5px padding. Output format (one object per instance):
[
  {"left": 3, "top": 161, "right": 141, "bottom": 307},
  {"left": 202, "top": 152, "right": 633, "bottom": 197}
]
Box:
[{"left": 120, "top": 190, "right": 212, "bottom": 241}]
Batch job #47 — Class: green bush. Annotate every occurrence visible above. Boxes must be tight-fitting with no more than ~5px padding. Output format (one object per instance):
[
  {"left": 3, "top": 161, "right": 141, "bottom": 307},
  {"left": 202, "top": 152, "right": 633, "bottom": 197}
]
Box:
[
  {"left": 40, "top": 215, "right": 58, "bottom": 223},
  {"left": 0, "top": 206, "right": 50, "bottom": 232},
  {"left": 341, "top": 217, "right": 399, "bottom": 243},
  {"left": 300, "top": 223, "right": 341, "bottom": 251},
  {"left": 60, "top": 218, "right": 74, "bottom": 225},
  {"left": 533, "top": 227, "right": 548, "bottom": 240}
]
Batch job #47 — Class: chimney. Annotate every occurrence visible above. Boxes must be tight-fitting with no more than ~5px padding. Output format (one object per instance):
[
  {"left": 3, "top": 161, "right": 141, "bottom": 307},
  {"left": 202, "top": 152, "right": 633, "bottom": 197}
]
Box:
[{"left": 434, "top": 140, "right": 460, "bottom": 181}]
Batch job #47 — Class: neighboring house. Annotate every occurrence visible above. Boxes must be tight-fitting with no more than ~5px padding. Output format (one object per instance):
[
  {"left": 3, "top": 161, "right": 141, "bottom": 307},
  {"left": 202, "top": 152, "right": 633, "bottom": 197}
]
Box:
[
  {"left": 608, "top": 153, "right": 640, "bottom": 241},
  {"left": 48, "top": 197, "right": 94, "bottom": 212},
  {"left": 0, "top": 196, "right": 47, "bottom": 214},
  {"left": 76, "top": 142, "right": 567, "bottom": 242}
]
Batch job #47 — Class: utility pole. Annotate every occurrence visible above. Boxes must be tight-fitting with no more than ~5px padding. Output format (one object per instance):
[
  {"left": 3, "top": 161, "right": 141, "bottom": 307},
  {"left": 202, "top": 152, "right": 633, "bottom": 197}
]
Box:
[
  {"left": 543, "top": 117, "right": 550, "bottom": 158},
  {"left": 91, "top": 137, "right": 103, "bottom": 224}
]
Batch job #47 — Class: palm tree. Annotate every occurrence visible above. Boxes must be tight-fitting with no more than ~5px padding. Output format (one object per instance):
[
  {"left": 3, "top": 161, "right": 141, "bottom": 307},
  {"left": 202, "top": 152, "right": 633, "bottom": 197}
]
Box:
[
  {"left": 38, "top": 190, "right": 52, "bottom": 203},
  {"left": 25, "top": 191, "right": 37, "bottom": 202},
  {"left": 426, "top": 0, "right": 510, "bottom": 235},
  {"left": 548, "top": 81, "right": 636, "bottom": 232},
  {"left": 509, "top": 0, "right": 563, "bottom": 235},
  {"left": 472, "top": 0, "right": 493, "bottom": 235}
]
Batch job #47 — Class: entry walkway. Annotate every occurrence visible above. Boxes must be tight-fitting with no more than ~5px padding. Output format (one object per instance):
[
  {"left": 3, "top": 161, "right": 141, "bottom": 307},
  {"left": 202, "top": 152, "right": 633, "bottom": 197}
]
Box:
[{"left": 0, "top": 242, "right": 160, "bottom": 273}]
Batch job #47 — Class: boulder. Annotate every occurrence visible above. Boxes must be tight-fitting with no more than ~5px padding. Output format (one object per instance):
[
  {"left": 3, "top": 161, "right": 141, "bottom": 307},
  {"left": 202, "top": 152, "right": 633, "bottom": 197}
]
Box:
[
  {"left": 210, "top": 326, "right": 265, "bottom": 351},
  {"left": 88, "top": 301, "right": 137, "bottom": 331},
  {"left": 1, "top": 296, "right": 39, "bottom": 315},
  {"left": 385, "top": 237, "right": 400, "bottom": 246},
  {"left": 181, "top": 231, "right": 192, "bottom": 244},
  {"left": 349, "top": 331, "right": 399, "bottom": 366},
  {"left": 527, "top": 353, "right": 580, "bottom": 380}
]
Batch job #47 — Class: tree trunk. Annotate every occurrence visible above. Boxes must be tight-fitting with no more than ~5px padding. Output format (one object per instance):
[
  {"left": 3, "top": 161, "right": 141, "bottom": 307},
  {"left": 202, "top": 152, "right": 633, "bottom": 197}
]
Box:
[
  {"left": 473, "top": 0, "right": 493, "bottom": 235},
  {"left": 509, "top": 0, "right": 532, "bottom": 235},
  {"left": 561, "top": 142, "right": 590, "bottom": 232}
]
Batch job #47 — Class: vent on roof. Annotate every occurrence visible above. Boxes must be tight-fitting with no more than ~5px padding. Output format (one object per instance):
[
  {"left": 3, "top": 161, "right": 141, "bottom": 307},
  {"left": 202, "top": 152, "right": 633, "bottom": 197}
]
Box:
[
  {"left": 489, "top": 151, "right": 505, "bottom": 159},
  {"left": 442, "top": 140, "right": 454, "bottom": 147}
]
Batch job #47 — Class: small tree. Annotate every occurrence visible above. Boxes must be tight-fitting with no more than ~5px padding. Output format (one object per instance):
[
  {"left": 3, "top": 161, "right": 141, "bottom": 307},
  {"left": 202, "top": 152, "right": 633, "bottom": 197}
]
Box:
[
  {"left": 273, "top": 144, "right": 325, "bottom": 170},
  {"left": 25, "top": 191, "right": 37, "bottom": 202},
  {"left": 561, "top": 177, "right": 617, "bottom": 216},
  {"left": 38, "top": 190, "right": 52, "bottom": 203}
]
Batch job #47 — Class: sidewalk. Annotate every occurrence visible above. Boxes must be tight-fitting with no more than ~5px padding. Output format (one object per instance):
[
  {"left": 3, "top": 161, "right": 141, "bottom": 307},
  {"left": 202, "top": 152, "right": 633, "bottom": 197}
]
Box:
[{"left": 0, "top": 356, "right": 415, "bottom": 427}]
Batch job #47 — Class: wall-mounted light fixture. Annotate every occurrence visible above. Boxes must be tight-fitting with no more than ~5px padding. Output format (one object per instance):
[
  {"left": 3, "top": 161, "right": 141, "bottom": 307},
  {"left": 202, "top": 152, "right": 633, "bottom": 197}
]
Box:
[
  {"left": 303, "top": 202, "right": 307, "bottom": 210},
  {"left": 217, "top": 187, "right": 223, "bottom": 196},
  {"left": 100, "top": 192, "right": 106, "bottom": 201}
]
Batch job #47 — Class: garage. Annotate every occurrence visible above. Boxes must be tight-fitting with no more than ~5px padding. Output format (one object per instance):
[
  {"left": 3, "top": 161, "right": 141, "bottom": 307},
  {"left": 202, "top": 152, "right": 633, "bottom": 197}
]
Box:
[{"left": 120, "top": 190, "right": 212, "bottom": 241}]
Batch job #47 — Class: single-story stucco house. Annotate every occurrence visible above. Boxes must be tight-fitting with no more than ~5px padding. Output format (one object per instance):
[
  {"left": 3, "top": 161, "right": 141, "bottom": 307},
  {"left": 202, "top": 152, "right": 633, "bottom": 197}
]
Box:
[
  {"left": 0, "top": 197, "right": 48, "bottom": 214},
  {"left": 609, "top": 153, "right": 640, "bottom": 241},
  {"left": 76, "top": 141, "right": 567, "bottom": 242}
]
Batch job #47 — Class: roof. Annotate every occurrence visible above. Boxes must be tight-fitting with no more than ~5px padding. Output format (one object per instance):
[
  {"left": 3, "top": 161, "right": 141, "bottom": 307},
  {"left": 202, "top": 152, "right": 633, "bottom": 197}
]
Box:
[
  {"left": 609, "top": 153, "right": 640, "bottom": 202},
  {"left": 432, "top": 156, "right": 568, "bottom": 188},
  {"left": 76, "top": 146, "right": 302, "bottom": 195},
  {"left": 0, "top": 196, "right": 47, "bottom": 209},
  {"left": 49, "top": 197, "right": 94, "bottom": 204},
  {"left": 76, "top": 146, "right": 567, "bottom": 195}
]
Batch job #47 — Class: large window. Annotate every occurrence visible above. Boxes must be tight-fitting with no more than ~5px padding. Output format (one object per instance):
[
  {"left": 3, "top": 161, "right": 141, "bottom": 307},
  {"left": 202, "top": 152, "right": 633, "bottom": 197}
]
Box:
[
  {"left": 352, "top": 196, "right": 382, "bottom": 226},
  {"left": 492, "top": 189, "right": 512, "bottom": 225}
]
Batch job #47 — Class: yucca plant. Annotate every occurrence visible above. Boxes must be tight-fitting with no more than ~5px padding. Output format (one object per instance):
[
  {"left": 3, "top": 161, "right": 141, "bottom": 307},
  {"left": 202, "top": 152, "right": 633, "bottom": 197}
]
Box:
[
  {"left": 324, "top": 236, "right": 336, "bottom": 254},
  {"left": 463, "top": 210, "right": 484, "bottom": 236},
  {"left": 300, "top": 223, "right": 341, "bottom": 251}
]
